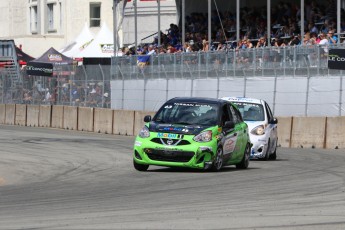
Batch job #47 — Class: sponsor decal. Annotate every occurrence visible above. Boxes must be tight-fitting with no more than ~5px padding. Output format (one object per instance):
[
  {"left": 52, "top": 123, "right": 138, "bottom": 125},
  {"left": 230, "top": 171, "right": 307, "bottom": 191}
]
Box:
[
  {"left": 26, "top": 62, "right": 53, "bottom": 77},
  {"left": 223, "top": 136, "right": 238, "bottom": 153},
  {"left": 79, "top": 39, "right": 94, "bottom": 50},
  {"left": 100, "top": 44, "right": 114, "bottom": 53},
  {"left": 48, "top": 54, "right": 62, "bottom": 61},
  {"left": 163, "top": 127, "right": 183, "bottom": 131},
  {"left": 135, "top": 141, "right": 142, "bottom": 146},
  {"left": 157, "top": 133, "right": 183, "bottom": 139},
  {"left": 328, "top": 49, "right": 345, "bottom": 70}
]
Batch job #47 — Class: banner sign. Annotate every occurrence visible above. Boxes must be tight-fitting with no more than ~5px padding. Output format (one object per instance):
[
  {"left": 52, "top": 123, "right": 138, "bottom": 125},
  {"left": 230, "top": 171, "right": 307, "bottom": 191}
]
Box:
[
  {"left": 26, "top": 62, "right": 53, "bottom": 76},
  {"left": 328, "top": 49, "right": 345, "bottom": 70}
]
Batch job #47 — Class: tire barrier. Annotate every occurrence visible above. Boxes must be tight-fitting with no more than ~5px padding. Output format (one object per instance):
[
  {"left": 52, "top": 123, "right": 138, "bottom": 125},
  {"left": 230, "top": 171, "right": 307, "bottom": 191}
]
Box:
[{"left": 0, "top": 104, "right": 344, "bottom": 149}]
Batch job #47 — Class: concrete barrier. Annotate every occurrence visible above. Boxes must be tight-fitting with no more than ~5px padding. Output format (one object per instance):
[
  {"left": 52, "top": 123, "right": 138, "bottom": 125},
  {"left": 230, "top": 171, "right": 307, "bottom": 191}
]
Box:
[
  {"left": 113, "top": 110, "right": 135, "bottom": 135},
  {"left": 94, "top": 108, "right": 113, "bottom": 134},
  {"left": 5, "top": 104, "right": 15, "bottom": 125},
  {"left": 2, "top": 103, "right": 345, "bottom": 149},
  {"left": 39, "top": 105, "right": 51, "bottom": 127},
  {"left": 63, "top": 106, "right": 78, "bottom": 130},
  {"left": 277, "top": 117, "right": 292, "bottom": 148},
  {"left": 27, "top": 105, "right": 40, "bottom": 127},
  {"left": 78, "top": 107, "right": 94, "bottom": 132},
  {"left": 0, "top": 104, "right": 5, "bottom": 124},
  {"left": 325, "top": 117, "right": 345, "bottom": 149},
  {"left": 15, "top": 104, "right": 27, "bottom": 126},
  {"left": 291, "top": 117, "right": 326, "bottom": 149},
  {"left": 134, "top": 111, "right": 156, "bottom": 136},
  {"left": 51, "top": 105, "right": 64, "bottom": 129}
]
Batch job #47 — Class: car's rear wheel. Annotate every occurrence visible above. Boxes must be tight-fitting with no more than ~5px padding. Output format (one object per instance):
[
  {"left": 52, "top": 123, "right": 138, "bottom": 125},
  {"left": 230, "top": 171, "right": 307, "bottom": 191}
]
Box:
[
  {"left": 236, "top": 143, "right": 250, "bottom": 169},
  {"left": 133, "top": 160, "right": 149, "bottom": 171},
  {"left": 211, "top": 147, "right": 223, "bottom": 172}
]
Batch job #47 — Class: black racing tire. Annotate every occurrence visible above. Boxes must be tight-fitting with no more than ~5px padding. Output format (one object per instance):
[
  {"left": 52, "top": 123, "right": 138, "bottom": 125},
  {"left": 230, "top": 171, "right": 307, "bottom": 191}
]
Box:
[
  {"left": 211, "top": 147, "right": 223, "bottom": 172},
  {"left": 269, "top": 145, "right": 277, "bottom": 160},
  {"left": 263, "top": 139, "right": 270, "bottom": 161},
  {"left": 236, "top": 143, "right": 250, "bottom": 169},
  {"left": 133, "top": 160, "right": 149, "bottom": 171}
]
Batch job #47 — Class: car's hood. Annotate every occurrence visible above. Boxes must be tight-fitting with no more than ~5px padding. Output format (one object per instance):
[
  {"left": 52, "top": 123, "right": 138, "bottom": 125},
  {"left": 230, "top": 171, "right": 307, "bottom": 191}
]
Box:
[
  {"left": 244, "top": 121, "right": 265, "bottom": 131},
  {"left": 148, "top": 122, "right": 209, "bottom": 135}
]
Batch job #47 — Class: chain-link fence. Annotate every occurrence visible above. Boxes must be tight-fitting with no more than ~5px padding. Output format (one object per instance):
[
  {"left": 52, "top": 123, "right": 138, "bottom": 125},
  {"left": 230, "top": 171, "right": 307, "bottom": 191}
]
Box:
[
  {"left": 1, "top": 44, "right": 345, "bottom": 110},
  {"left": 112, "top": 44, "right": 344, "bottom": 79},
  {"left": 0, "top": 64, "right": 111, "bottom": 108}
]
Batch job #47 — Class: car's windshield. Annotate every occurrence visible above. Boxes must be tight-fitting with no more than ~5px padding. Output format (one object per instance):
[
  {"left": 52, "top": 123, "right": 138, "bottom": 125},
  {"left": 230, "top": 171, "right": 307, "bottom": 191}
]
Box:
[
  {"left": 231, "top": 102, "right": 265, "bottom": 121},
  {"left": 154, "top": 102, "right": 219, "bottom": 126}
]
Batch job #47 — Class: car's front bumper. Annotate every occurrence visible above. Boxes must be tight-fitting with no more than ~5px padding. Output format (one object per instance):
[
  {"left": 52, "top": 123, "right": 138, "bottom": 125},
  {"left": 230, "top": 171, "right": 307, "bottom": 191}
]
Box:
[
  {"left": 249, "top": 135, "right": 269, "bottom": 159},
  {"left": 134, "top": 139, "right": 216, "bottom": 170}
]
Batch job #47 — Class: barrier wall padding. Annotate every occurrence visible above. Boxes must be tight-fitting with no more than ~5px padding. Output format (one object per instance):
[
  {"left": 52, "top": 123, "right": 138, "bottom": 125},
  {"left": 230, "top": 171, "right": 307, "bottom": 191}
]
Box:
[
  {"left": 325, "top": 117, "right": 345, "bottom": 149},
  {"left": 27, "top": 105, "right": 40, "bottom": 127},
  {"left": 5, "top": 104, "right": 15, "bottom": 125},
  {"left": 113, "top": 110, "right": 135, "bottom": 136},
  {"left": 94, "top": 108, "right": 113, "bottom": 134},
  {"left": 276, "top": 117, "right": 292, "bottom": 148},
  {"left": 15, "top": 104, "right": 27, "bottom": 126},
  {"left": 78, "top": 107, "right": 94, "bottom": 132},
  {"left": 51, "top": 105, "right": 64, "bottom": 129},
  {"left": 63, "top": 106, "right": 78, "bottom": 130},
  {"left": 0, "top": 104, "right": 5, "bottom": 124},
  {"left": 39, "top": 105, "right": 52, "bottom": 127},
  {"left": 291, "top": 117, "right": 326, "bottom": 149}
]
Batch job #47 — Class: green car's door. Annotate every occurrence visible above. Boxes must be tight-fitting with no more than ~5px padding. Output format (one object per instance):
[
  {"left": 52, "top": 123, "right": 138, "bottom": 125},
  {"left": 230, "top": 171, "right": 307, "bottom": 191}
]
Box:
[
  {"left": 229, "top": 105, "right": 248, "bottom": 162},
  {"left": 220, "top": 103, "right": 244, "bottom": 163}
]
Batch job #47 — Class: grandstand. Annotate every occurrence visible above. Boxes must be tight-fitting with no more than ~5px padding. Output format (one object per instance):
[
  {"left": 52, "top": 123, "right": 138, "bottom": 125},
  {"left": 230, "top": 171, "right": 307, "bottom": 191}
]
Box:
[{"left": 123, "top": 0, "right": 343, "bottom": 53}]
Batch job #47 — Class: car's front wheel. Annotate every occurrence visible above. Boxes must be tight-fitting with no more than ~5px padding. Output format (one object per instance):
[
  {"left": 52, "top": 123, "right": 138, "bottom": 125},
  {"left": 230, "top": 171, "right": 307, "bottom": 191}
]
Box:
[
  {"left": 211, "top": 147, "right": 223, "bottom": 172},
  {"left": 269, "top": 145, "right": 277, "bottom": 160},
  {"left": 263, "top": 139, "right": 270, "bottom": 161},
  {"left": 236, "top": 143, "right": 250, "bottom": 169},
  {"left": 133, "top": 160, "right": 149, "bottom": 171}
]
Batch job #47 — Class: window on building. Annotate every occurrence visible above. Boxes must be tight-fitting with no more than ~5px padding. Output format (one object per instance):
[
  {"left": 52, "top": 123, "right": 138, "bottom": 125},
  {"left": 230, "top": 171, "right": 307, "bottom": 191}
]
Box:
[
  {"left": 30, "top": 5, "right": 38, "bottom": 33},
  {"left": 47, "top": 3, "right": 55, "bottom": 31},
  {"left": 90, "top": 3, "right": 101, "bottom": 27}
]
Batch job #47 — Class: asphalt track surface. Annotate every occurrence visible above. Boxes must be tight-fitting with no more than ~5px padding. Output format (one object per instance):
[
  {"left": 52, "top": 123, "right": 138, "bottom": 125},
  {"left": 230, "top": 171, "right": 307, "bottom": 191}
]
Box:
[{"left": 0, "top": 125, "right": 345, "bottom": 230}]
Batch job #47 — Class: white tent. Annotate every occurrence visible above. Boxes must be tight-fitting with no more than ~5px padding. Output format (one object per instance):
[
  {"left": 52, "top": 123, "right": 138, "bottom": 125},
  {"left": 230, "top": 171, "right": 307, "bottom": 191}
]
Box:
[
  {"left": 60, "top": 23, "right": 94, "bottom": 58},
  {"left": 76, "top": 23, "right": 115, "bottom": 58}
]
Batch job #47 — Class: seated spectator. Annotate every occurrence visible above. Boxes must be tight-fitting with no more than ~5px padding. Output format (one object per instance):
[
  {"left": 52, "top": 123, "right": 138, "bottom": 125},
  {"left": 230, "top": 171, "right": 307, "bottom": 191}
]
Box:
[
  {"left": 256, "top": 36, "right": 267, "bottom": 48},
  {"left": 327, "top": 30, "right": 338, "bottom": 44}
]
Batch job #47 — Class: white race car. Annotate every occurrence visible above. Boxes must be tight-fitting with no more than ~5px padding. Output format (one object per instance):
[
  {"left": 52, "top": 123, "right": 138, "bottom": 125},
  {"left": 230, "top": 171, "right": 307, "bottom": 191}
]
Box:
[{"left": 221, "top": 97, "right": 278, "bottom": 160}]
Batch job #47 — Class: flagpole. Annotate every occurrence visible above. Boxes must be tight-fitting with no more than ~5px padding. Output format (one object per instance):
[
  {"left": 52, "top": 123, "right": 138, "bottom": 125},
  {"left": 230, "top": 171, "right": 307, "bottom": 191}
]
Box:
[{"left": 113, "top": 0, "right": 117, "bottom": 57}]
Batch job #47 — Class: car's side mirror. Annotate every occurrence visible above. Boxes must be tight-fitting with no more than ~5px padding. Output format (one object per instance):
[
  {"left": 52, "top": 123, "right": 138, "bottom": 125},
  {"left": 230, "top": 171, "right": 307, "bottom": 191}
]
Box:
[
  {"left": 271, "top": 118, "right": 278, "bottom": 124},
  {"left": 224, "top": 120, "right": 235, "bottom": 129},
  {"left": 144, "top": 115, "right": 152, "bottom": 122}
]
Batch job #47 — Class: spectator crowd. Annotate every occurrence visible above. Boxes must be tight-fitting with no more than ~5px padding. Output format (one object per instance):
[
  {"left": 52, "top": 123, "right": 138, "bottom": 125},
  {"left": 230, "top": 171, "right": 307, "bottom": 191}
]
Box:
[{"left": 119, "top": 0, "right": 344, "bottom": 56}]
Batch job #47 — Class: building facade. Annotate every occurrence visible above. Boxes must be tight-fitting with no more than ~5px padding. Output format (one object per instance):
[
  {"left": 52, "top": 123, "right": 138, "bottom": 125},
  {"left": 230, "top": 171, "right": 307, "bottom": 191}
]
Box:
[{"left": 0, "top": 0, "right": 177, "bottom": 57}]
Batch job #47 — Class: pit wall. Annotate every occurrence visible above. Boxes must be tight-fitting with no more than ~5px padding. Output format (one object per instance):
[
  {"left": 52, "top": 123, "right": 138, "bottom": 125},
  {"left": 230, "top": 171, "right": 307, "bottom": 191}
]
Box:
[{"left": 0, "top": 104, "right": 344, "bottom": 149}]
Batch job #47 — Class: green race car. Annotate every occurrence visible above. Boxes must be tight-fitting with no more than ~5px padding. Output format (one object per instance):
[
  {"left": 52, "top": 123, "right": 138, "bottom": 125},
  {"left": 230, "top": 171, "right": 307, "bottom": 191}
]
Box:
[{"left": 133, "top": 97, "right": 251, "bottom": 172}]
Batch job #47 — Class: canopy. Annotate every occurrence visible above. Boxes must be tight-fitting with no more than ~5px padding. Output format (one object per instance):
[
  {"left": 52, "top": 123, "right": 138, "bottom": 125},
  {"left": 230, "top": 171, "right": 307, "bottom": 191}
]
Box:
[
  {"left": 76, "top": 23, "right": 114, "bottom": 58},
  {"left": 60, "top": 23, "right": 94, "bottom": 58},
  {"left": 32, "top": 47, "right": 73, "bottom": 65},
  {"left": 15, "top": 46, "right": 34, "bottom": 65},
  {"left": 26, "top": 47, "right": 73, "bottom": 76}
]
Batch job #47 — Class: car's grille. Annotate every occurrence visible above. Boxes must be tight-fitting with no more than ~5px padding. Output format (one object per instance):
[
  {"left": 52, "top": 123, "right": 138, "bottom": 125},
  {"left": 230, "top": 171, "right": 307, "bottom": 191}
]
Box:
[
  {"left": 145, "top": 149, "right": 195, "bottom": 163},
  {"left": 150, "top": 138, "right": 190, "bottom": 146}
]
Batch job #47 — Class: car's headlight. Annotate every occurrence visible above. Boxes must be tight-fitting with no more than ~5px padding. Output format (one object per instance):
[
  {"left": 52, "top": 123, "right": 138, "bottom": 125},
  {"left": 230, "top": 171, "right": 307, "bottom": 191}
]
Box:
[
  {"left": 251, "top": 125, "right": 265, "bottom": 135},
  {"left": 138, "top": 126, "right": 150, "bottom": 138},
  {"left": 193, "top": 130, "right": 212, "bottom": 142}
]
